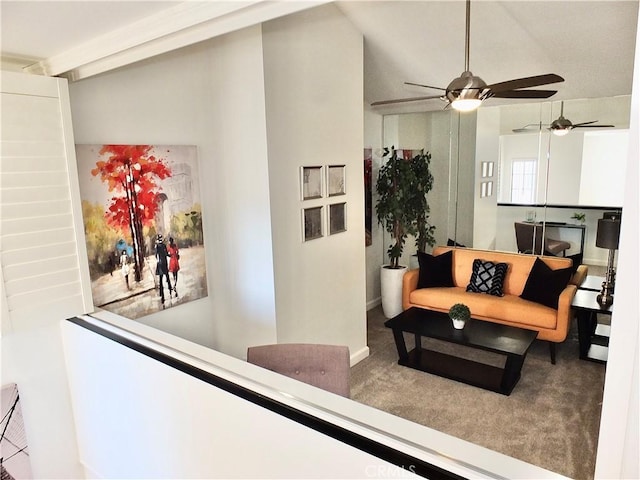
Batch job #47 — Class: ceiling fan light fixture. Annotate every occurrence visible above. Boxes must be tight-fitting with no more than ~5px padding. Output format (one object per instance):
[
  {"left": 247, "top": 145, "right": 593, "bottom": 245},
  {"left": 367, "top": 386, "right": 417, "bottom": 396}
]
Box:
[
  {"left": 550, "top": 112, "right": 573, "bottom": 135},
  {"left": 451, "top": 98, "right": 482, "bottom": 112},
  {"left": 447, "top": 71, "right": 486, "bottom": 112}
]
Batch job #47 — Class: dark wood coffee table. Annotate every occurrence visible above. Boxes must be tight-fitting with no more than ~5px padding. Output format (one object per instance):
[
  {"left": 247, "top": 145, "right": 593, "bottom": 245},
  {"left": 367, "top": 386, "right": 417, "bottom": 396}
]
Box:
[{"left": 384, "top": 307, "right": 538, "bottom": 395}]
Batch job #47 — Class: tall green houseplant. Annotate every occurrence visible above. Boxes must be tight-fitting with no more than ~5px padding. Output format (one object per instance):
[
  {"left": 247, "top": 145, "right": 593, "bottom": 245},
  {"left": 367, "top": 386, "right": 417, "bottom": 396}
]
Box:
[
  {"left": 376, "top": 147, "right": 436, "bottom": 268},
  {"left": 410, "top": 150, "right": 436, "bottom": 253}
]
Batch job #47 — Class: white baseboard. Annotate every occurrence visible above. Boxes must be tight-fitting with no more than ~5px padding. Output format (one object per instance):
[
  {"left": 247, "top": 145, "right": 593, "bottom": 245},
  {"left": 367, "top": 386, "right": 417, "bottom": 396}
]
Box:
[
  {"left": 584, "top": 258, "right": 608, "bottom": 267},
  {"left": 366, "top": 296, "right": 381, "bottom": 311},
  {"left": 350, "top": 345, "right": 370, "bottom": 366}
]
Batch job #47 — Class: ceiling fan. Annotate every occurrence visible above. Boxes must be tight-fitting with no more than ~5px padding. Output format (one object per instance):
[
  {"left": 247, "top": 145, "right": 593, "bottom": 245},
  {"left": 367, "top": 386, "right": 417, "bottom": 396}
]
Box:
[
  {"left": 512, "top": 101, "right": 615, "bottom": 135},
  {"left": 548, "top": 101, "right": 615, "bottom": 136},
  {"left": 371, "top": 0, "right": 564, "bottom": 111}
]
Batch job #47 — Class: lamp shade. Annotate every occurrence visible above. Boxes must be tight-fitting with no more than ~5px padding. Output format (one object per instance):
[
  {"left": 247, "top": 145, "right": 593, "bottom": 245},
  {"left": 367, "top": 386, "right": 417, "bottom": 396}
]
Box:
[{"left": 596, "top": 219, "right": 621, "bottom": 249}]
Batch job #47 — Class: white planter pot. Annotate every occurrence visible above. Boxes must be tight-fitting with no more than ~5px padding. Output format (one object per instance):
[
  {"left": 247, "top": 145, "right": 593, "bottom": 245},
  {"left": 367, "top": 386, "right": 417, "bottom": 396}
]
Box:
[
  {"left": 451, "top": 318, "right": 466, "bottom": 330},
  {"left": 380, "top": 265, "right": 408, "bottom": 318}
]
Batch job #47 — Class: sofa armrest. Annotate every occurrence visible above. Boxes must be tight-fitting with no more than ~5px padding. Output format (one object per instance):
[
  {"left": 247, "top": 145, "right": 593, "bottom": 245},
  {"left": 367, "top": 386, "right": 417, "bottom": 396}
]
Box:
[
  {"left": 402, "top": 269, "right": 419, "bottom": 310},
  {"left": 555, "top": 283, "right": 578, "bottom": 342},
  {"left": 570, "top": 264, "right": 589, "bottom": 286}
]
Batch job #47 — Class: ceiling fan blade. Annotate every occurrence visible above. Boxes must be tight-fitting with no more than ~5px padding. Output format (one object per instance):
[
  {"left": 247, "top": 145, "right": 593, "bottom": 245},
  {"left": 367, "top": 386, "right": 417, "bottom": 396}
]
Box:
[
  {"left": 371, "top": 95, "right": 444, "bottom": 107},
  {"left": 574, "top": 124, "right": 615, "bottom": 128},
  {"left": 487, "top": 74, "right": 564, "bottom": 93},
  {"left": 512, "top": 123, "right": 550, "bottom": 133},
  {"left": 404, "top": 81, "right": 447, "bottom": 91},
  {"left": 491, "top": 89, "right": 558, "bottom": 99},
  {"left": 571, "top": 120, "right": 598, "bottom": 127}
]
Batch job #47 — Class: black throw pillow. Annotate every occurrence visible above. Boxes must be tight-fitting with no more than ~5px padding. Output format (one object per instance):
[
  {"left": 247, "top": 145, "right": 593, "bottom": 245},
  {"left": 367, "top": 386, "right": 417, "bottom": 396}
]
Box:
[
  {"left": 466, "top": 259, "right": 508, "bottom": 297},
  {"left": 417, "top": 250, "right": 455, "bottom": 288},
  {"left": 447, "top": 238, "right": 466, "bottom": 247},
  {"left": 521, "top": 257, "right": 573, "bottom": 309},
  {"left": 566, "top": 253, "right": 583, "bottom": 274}
]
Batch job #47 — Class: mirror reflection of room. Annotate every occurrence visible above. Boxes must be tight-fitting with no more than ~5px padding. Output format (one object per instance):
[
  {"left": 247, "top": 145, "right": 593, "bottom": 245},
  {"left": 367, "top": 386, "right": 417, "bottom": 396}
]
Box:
[
  {"left": 487, "top": 96, "right": 629, "bottom": 266},
  {"left": 384, "top": 95, "right": 630, "bottom": 271}
]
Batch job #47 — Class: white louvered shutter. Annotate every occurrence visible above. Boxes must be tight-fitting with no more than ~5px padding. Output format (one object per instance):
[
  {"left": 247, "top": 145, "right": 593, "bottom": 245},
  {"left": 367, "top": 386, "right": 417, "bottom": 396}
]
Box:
[{"left": 1, "top": 71, "right": 93, "bottom": 332}]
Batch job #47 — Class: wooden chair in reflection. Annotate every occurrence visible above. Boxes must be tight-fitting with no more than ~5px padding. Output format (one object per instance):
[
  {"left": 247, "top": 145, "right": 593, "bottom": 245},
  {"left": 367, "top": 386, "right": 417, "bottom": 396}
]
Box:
[{"left": 514, "top": 222, "right": 571, "bottom": 256}]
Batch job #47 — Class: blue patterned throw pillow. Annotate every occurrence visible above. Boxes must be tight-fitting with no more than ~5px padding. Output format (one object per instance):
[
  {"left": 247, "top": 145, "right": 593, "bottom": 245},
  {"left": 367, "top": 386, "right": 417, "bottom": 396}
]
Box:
[{"left": 466, "top": 259, "right": 509, "bottom": 297}]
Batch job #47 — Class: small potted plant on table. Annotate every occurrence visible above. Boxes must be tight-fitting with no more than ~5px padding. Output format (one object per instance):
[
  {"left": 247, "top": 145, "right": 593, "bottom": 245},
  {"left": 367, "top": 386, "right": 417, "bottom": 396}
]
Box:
[
  {"left": 571, "top": 212, "right": 586, "bottom": 225},
  {"left": 448, "top": 303, "right": 471, "bottom": 330}
]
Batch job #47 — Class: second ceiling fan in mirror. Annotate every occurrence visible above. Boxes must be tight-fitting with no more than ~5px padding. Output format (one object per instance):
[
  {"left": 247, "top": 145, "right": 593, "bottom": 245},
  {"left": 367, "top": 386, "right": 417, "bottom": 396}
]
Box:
[
  {"left": 371, "top": 0, "right": 564, "bottom": 111},
  {"left": 512, "top": 101, "right": 616, "bottom": 135}
]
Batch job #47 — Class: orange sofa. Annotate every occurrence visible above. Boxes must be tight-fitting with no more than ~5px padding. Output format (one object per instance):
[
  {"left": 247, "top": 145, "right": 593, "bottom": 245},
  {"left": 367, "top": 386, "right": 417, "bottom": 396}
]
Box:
[{"left": 402, "top": 246, "right": 588, "bottom": 363}]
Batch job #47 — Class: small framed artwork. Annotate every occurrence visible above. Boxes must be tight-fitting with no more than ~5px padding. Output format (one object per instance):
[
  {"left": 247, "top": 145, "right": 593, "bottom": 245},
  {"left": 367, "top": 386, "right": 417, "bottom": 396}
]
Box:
[
  {"left": 327, "top": 165, "right": 346, "bottom": 197},
  {"left": 302, "top": 206, "right": 323, "bottom": 241},
  {"left": 329, "top": 202, "right": 347, "bottom": 235},
  {"left": 301, "top": 166, "right": 323, "bottom": 200},
  {"left": 480, "top": 181, "right": 494, "bottom": 198},
  {"left": 481, "top": 161, "right": 494, "bottom": 178}
]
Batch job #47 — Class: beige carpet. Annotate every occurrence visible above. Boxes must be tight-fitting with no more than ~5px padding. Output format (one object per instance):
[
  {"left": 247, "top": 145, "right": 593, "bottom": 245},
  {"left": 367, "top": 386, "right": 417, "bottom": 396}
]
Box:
[{"left": 350, "top": 305, "right": 607, "bottom": 480}]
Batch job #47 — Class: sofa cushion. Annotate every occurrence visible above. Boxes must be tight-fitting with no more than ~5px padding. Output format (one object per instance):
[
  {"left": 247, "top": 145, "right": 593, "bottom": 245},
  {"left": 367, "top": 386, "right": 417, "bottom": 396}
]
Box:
[
  {"left": 417, "top": 250, "right": 454, "bottom": 288},
  {"left": 432, "top": 246, "right": 573, "bottom": 296},
  {"left": 521, "top": 257, "right": 573, "bottom": 309},
  {"left": 408, "top": 288, "right": 558, "bottom": 329},
  {"left": 466, "top": 259, "right": 508, "bottom": 297}
]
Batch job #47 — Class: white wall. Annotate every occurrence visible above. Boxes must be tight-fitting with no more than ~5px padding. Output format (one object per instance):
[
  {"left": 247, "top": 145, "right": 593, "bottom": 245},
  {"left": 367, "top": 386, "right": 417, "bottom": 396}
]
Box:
[
  {"left": 69, "top": 5, "right": 368, "bottom": 364},
  {"left": 579, "top": 130, "right": 629, "bottom": 206},
  {"left": 68, "top": 27, "right": 280, "bottom": 359},
  {"left": 262, "top": 5, "right": 368, "bottom": 361},
  {"left": 595, "top": 7, "right": 640, "bottom": 477}
]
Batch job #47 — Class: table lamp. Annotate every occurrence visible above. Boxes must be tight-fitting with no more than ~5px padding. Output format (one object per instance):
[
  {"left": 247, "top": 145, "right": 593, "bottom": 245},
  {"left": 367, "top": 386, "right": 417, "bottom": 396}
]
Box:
[{"left": 595, "top": 218, "right": 621, "bottom": 306}]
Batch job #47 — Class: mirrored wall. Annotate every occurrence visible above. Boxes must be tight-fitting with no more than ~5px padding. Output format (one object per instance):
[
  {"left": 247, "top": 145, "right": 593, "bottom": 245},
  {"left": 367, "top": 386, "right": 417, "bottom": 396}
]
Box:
[{"left": 383, "top": 95, "right": 630, "bottom": 266}]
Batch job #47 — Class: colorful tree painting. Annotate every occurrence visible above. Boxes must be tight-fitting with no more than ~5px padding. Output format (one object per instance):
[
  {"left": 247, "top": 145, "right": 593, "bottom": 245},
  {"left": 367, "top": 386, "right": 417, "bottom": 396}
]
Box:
[{"left": 91, "top": 145, "right": 172, "bottom": 281}]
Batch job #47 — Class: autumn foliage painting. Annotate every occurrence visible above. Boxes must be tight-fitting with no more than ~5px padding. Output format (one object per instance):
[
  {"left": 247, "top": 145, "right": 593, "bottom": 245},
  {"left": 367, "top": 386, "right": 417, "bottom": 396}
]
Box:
[{"left": 76, "top": 144, "right": 208, "bottom": 319}]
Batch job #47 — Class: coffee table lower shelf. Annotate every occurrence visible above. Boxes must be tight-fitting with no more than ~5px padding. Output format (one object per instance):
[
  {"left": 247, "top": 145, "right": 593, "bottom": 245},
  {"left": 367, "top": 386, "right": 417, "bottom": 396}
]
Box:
[
  {"left": 385, "top": 307, "right": 537, "bottom": 396},
  {"left": 401, "top": 348, "right": 520, "bottom": 395}
]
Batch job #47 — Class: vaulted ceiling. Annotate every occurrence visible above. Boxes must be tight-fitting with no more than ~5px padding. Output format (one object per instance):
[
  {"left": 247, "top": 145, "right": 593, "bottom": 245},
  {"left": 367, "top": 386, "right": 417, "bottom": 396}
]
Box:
[{"left": 1, "top": 1, "right": 638, "bottom": 114}]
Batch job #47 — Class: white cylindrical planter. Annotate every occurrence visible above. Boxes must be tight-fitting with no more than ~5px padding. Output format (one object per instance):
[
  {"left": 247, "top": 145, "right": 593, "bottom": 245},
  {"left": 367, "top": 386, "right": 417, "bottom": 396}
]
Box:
[{"left": 380, "top": 265, "right": 408, "bottom": 318}]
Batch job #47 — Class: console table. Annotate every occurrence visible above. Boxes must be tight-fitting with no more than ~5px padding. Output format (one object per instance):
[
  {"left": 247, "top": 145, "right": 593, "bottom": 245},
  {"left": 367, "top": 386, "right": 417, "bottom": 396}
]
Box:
[
  {"left": 571, "top": 289, "right": 612, "bottom": 363},
  {"left": 524, "top": 221, "right": 587, "bottom": 256}
]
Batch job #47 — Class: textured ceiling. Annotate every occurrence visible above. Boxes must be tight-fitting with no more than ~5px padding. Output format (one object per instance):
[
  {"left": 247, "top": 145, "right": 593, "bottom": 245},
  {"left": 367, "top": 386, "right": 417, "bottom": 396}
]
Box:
[
  {"left": 1, "top": 1, "right": 637, "bottom": 113},
  {"left": 338, "top": 1, "right": 638, "bottom": 113}
]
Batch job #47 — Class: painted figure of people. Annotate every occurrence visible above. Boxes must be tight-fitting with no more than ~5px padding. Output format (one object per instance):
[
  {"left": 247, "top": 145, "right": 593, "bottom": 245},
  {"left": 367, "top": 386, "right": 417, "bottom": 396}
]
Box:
[
  {"left": 168, "top": 236, "right": 180, "bottom": 297},
  {"left": 155, "top": 234, "right": 173, "bottom": 305},
  {"left": 120, "top": 250, "right": 130, "bottom": 289}
]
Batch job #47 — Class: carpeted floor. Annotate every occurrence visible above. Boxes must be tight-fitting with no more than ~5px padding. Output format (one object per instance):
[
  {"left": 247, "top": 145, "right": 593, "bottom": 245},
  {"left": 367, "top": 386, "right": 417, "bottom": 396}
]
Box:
[{"left": 350, "top": 305, "right": 607, "bottom": 480}]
